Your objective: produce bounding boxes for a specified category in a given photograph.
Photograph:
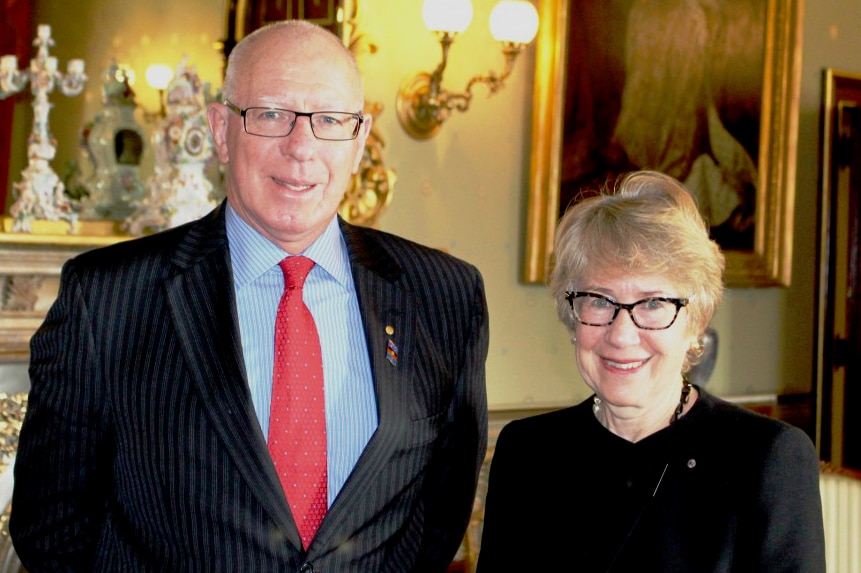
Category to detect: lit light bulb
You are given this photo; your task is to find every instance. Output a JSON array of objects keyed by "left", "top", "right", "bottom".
[
  {"left": 145, "top": 64, "right": 173, "bottom": 91},
  {"left": 422, "top": 0, "right": 474, "bottom": 33},
  {"left": 489, "top": 1, "right": 539, "bottom": 44}
]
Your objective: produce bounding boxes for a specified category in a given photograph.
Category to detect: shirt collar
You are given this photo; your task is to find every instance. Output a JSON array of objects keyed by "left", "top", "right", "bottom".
[{"left": 226, "top": 203, "right": 350, "bottom": 289}]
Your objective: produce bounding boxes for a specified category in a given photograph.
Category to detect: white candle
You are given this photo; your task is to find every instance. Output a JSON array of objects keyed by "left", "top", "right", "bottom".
[
  {"left": 0, "top": 55, "right": 17, "bottom": 73},
  {"left": 68, "top": 59, "right": 84, "bottom": 74},
  {"left": 37, "top": 25, "right": 51, "bottom": 41}
]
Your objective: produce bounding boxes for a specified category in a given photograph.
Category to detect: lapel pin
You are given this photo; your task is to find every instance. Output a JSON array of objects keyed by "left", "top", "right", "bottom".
[{"left": 386, "top": 338, "right": 399, "bottom": 366}]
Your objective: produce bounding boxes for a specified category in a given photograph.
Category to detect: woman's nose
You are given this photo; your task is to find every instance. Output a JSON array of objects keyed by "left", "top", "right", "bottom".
[{"left": 606, "top": 308, "right": 642, "bottom": 344}]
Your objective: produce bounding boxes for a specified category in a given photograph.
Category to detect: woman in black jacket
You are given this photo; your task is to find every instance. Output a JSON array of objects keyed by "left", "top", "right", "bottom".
[{"left": 477, "top": 171, "right": 825, "bottom": 572}]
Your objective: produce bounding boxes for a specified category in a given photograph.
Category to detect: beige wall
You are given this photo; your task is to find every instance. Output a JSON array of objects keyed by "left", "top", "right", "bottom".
[{"left": 4, "top": 0, "right": 861, "bottom": 411}]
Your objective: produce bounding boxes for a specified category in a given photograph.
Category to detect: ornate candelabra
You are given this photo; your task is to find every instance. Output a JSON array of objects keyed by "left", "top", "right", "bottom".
[{"left": 0, "top": 24, "right": 87, "bottom": 232}]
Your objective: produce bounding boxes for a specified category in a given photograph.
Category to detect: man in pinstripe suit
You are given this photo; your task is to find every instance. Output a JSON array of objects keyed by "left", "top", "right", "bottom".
[{"left": 10, "top": 20, "right": 489, "bottom": 572}]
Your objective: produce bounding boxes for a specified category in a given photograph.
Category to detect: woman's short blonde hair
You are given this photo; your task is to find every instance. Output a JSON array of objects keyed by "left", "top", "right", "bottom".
[{"left": 549, "top": 171, "right": 725, "bottom": 364}]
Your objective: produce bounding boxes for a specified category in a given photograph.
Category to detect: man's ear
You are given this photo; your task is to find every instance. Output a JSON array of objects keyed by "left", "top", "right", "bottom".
[
  {"left": 207, "top": 103, "right": 231, "bottom": 164},
  {"left": 351, "top": 113, "right": 372, "bottom": 174}
]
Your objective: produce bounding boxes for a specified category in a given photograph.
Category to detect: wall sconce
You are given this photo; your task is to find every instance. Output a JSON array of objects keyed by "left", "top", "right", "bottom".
[
  {"left": 143, "top": 63, "right": 174, "bottom": 120},
  {"left": 396, "top": 0, "right": 539, "bottom": 140}
]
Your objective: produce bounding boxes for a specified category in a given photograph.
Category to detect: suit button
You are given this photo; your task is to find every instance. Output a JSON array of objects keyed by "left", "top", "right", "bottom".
[{"left": 299, "top": 563, "right": 314, "bottom": 573}]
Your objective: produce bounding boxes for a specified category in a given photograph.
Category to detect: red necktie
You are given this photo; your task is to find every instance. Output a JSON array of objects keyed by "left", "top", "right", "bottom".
[{"left": 268, "top": 255, "right": 327, "bottom": 549}]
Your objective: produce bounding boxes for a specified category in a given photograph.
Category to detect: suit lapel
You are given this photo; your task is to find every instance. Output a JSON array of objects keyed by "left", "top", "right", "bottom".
[
  {"left": 161, "top": 214, "right": 427, "bottom": 552},
  {"left": 311, "top": 221, "right": 418, "bottom": 549},
  {"left": 163, "top": 206, "right": 296, "bottom": 537}
]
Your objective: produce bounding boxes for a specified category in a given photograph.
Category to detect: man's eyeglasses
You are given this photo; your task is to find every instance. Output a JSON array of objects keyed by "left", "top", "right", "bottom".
[
  {"left": 224, "top": 100, "right": 364, "bottom": 141},
  {"left": 564, "top": 291, "right": 689, "bottom": 331}
]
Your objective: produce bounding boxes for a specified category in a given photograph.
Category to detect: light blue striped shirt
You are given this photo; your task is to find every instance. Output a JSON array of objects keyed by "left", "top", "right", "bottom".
[{"left": 226, "top": 205, "right": 378, "bottom": 506}]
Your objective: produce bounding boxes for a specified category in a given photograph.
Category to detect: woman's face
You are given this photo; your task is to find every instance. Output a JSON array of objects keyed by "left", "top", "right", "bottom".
[{"left": 573, "top": 270, "right": 698, "bottom": 417}]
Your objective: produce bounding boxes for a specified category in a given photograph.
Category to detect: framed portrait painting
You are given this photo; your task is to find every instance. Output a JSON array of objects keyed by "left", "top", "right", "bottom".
[{"left": 522, "top": 0, "right": 803, "bottom": 288}]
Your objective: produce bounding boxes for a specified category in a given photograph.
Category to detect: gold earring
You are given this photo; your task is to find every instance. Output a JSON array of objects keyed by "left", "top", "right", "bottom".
[{"left": 689, "top": 338, "right": 704, "bottom": 356}]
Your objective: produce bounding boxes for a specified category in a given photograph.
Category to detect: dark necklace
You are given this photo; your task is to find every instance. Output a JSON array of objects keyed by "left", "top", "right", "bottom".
[
  {"left": 673, "top": 379, "right": 693, "bottom": 423},
  {"left": 592, "top": 380, "right": 694, "bottom": 425},
  {"left": 605, "top": 379, "right": 693, "bottom": 573}
]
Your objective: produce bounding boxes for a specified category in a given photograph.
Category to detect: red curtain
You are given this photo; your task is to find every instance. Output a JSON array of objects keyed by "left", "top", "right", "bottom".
[{"left": 0, "top": 0, "right": 33, "bottom": 212}]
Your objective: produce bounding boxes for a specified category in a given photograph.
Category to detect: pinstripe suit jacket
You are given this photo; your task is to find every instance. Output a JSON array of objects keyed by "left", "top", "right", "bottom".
[{"left": 10, "top": 203, "right": 489, "bottom": 572}]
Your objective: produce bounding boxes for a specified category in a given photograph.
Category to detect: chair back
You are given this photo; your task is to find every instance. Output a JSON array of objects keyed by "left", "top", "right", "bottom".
[{"left": 820, "top": 461, "right": 861, "bottom": 573}]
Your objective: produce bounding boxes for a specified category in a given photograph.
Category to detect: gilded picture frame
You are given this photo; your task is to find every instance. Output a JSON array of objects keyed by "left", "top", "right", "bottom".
[{"left": 522, "top": 0, "right": 803, "bottom": 288}]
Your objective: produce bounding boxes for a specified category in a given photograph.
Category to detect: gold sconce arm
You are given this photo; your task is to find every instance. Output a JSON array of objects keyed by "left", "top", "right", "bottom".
[
  {"left": 139, "top": 64, "right": 173, "bottom": 123},
  {"left": 140, "top": 88, "right": 167, "bottom": 123},
  {"left": 457, "top": 42, "right": 525, "bottom": 107},
  {"left": 396, "top": 1, "right": 538, "bottom": 140}
]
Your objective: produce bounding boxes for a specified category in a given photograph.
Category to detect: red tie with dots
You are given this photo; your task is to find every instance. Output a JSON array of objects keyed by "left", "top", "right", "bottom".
[{"left": 269, "top": 256, "right": 327, "bottom": 550}]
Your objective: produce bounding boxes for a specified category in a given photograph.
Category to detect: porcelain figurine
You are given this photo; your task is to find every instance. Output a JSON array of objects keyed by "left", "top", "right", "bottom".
[{"left": 77, "top": 61, "right": 147, "bottom": 221}]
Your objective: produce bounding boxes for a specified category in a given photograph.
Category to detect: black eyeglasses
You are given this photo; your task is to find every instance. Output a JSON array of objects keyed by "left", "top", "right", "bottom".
[
  {"left": 564, "top": 291, "right": 689, "bottom": 330},
  {"left": 224, "top": 100, "right": 364, "bottom": 141}
]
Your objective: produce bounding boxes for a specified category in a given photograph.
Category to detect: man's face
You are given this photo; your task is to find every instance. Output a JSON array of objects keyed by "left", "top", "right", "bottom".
[{"left": 208, "top": 30, "right": 370, "bottom": 254}]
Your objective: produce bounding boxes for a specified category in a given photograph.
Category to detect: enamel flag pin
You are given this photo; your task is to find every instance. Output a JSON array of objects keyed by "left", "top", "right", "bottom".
[{"left": 385, "top": 325, "right": 398, "bottom": 366}]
